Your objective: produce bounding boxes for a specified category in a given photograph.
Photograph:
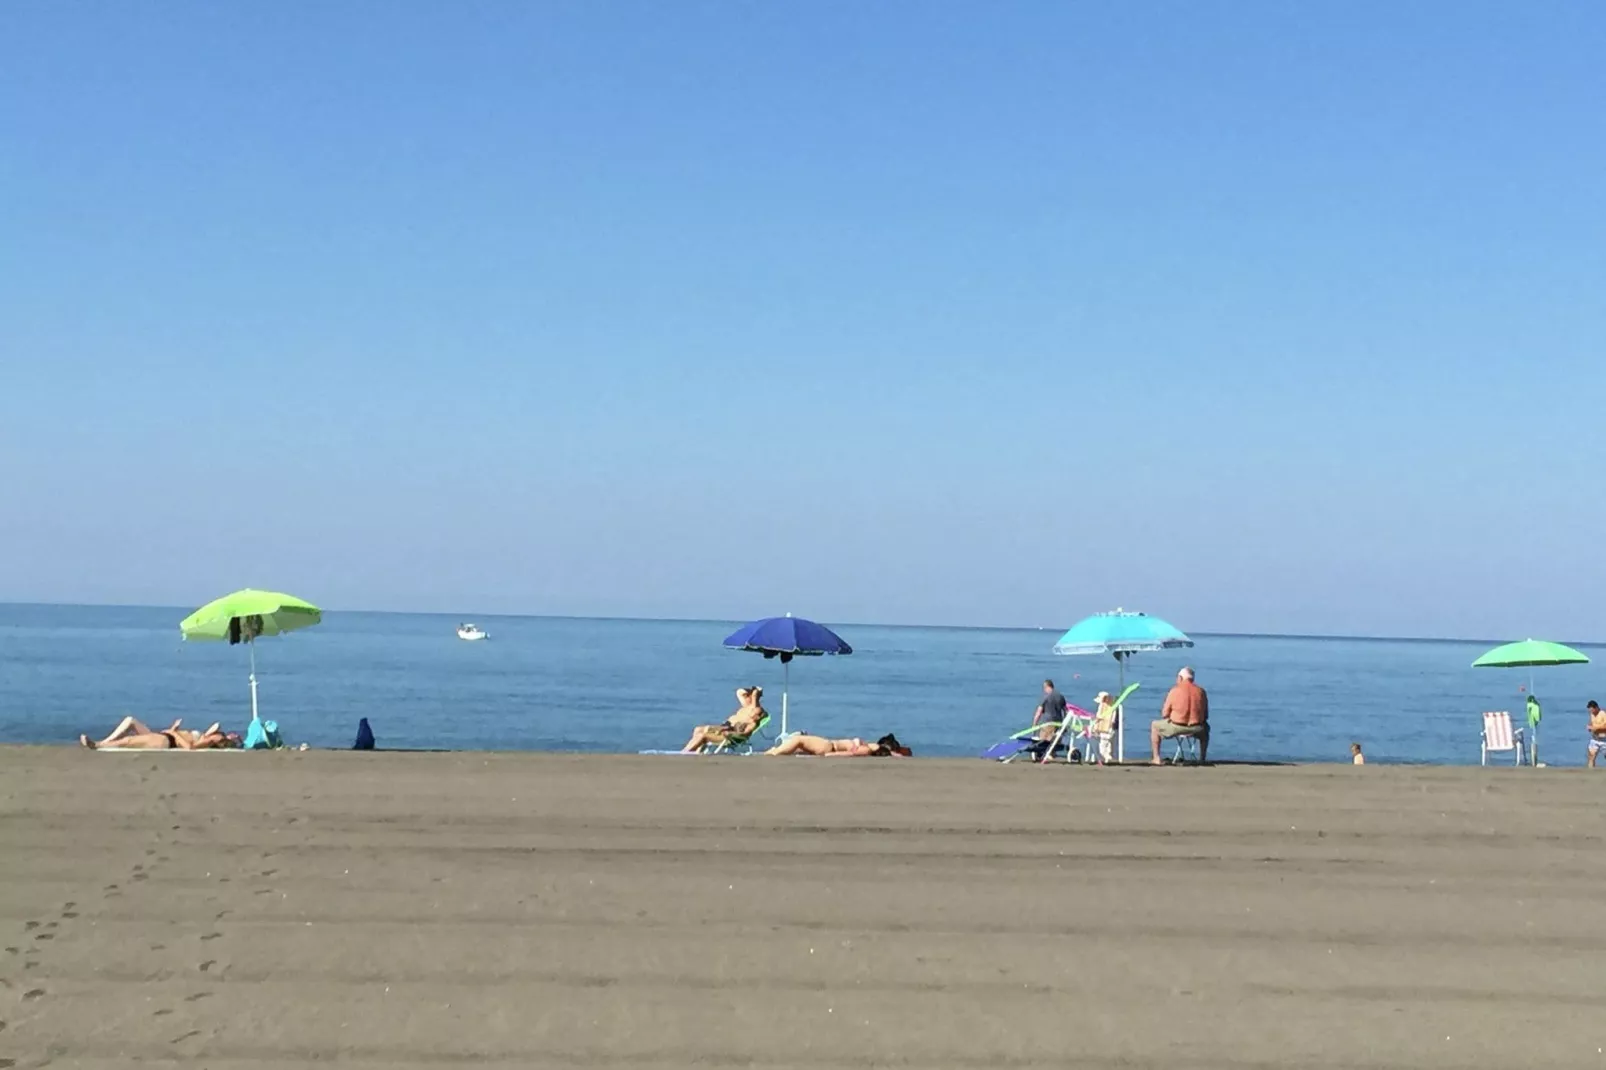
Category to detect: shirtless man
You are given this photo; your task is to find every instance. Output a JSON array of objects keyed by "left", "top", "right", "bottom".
[{"left": 1587, "top": 701, "right": 1606, "bottom": 768}]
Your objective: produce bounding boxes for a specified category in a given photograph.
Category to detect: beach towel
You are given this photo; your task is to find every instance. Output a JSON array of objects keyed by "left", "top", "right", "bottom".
[{"left": 353, "top": 717, "right": 375, "bottom": 750}]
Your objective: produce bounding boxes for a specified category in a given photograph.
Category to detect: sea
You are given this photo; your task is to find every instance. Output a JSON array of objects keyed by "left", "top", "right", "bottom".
[{"left": 2, "top": 603, "right": 1602, "bottom": 765}]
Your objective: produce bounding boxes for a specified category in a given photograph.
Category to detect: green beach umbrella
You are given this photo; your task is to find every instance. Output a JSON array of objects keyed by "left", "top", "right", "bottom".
[
  {"left": 1472, "top": 639, "right": 1589, "bottom": 764},
  {"left": 180, "top": 589, "right": 322, "bottom": 721}
]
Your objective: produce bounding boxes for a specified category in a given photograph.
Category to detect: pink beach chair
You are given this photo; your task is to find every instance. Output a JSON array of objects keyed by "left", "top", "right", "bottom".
[{"left": 1480, "top": 711, "right": 1526, "bottom": 767}]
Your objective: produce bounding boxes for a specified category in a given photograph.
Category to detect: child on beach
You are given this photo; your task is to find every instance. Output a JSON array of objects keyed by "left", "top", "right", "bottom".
[{"left": 1351, "top": 742, "right": 1365, "bottom": 765}]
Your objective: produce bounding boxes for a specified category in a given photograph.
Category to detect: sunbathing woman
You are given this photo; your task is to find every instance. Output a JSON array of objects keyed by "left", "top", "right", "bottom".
[
  {"left": 80, "top": 716, "right": 229, "bottom": 750},
  {"left": 680, "top": 687, "right": 766, "bottom": 752},
  {"left": 765, "top": 732, "right": 910, "bottom": 757}
]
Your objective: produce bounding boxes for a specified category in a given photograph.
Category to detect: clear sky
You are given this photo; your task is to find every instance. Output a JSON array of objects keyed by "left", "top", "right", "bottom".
[{"left": 2, "top": 2, "right": 1602, "bottom": 638}]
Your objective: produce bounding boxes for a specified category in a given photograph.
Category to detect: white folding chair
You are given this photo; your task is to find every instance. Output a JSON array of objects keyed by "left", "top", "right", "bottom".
[{"left": 1481, "top": 711, "right": 1526, "bottom": 766}]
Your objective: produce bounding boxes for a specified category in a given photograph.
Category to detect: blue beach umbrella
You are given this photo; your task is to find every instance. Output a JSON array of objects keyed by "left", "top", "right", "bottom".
[
  {"left": 722, "top": 614, "right": 853, "bottom": 737},
  {"left": 1052, "top": 609, "right": 1193, "bottom": 762}
]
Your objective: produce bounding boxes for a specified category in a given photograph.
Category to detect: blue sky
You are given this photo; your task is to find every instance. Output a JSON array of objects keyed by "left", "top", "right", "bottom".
[{"left": 2, "top": 2, "right": 1602, "bottom": 638}]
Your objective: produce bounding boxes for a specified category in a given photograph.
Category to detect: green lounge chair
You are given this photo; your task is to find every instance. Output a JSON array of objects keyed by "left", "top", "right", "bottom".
[{"left": 703, "top": 712, "right": 772, "bottom": 754}]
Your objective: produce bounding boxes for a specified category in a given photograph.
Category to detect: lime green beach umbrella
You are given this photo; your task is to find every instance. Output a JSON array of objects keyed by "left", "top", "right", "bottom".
[
  {"left": 1472, "top": 639, "right": 1590, "bottom": 764},
  {"left": 180, "top": 589, "right": 322, "bottom": 721}
]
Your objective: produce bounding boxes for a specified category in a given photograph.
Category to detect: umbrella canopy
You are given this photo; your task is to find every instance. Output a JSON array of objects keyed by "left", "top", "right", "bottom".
[
  {"left": 723, "top": 616, "right": 853, "bottom": 659},
  {"left": 1471, "top": 639, "right": 1590, "bottom": 669},
  {"left": 1052, "top": 610, "right": 1193, "bottom": 656},
  {"left": 180, "top": 589, "right": 322, "bottom": 722},
  {"left": 722, "top": 615, "right": 852, "bottom": 738},
  {"left": 180, "top": 589, "right": 322, "bottom": 641}
]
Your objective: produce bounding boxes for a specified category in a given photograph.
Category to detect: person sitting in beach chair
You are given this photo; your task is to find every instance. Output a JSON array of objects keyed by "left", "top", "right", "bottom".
[
  {"left": 765, "top": 732, "right": 911, "bottom": 757},
  {"left": 680, "top": 687, "right": 768, "bottom": 753},
  {"left": 80, "top": 716, "right": 235, "bottom": 751}
]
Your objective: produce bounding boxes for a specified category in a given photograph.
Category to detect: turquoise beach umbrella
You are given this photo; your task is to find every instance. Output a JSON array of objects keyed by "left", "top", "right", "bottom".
[{"left": 1052, "top": 609, "right": 1193, "bottom": 762}]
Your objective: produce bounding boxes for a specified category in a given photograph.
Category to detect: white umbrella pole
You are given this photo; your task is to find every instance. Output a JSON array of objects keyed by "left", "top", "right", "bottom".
[
  {"left": 249, "top": 637, "right": 260, "bottom": 722},
  {"left": 1117, "top": 654, "right": 1126, "bottom": 764},
  {"left": 781, "top": 659, "right": 790, "bottom": 737}
]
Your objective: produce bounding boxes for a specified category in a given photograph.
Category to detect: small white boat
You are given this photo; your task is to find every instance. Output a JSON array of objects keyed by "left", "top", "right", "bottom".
[{"left": 456, "top": 623, "right": 489, "bottom": 642}]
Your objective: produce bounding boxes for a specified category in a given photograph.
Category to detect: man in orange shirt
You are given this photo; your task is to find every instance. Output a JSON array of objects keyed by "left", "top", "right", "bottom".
[{"left": 1151, "top": 666, "right": 1209, "bottom": 764}]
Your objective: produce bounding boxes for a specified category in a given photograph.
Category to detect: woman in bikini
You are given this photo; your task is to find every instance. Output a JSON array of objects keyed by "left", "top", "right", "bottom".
[
  {"left": 680, "top": 687, "right": 766, "bottom": 752},
  {"left": 80, "top": 717, "right": 231, "bottom": 750},
  {"left": 765, "top": 732, "right": 910, "bottom": 757}
]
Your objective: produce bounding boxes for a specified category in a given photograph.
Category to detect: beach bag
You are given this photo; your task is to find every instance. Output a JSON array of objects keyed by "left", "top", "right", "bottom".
[
  {"left": 353, "top": 717, "right": 375, "bottom": 751},
  {"left": 243, "top": 716, "right": 284, "bottom": 750}
]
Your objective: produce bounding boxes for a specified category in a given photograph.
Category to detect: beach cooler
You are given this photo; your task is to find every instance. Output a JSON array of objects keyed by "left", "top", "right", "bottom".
[{"left": 1480, "top": 711, "right": 1526, "bottom": 766}]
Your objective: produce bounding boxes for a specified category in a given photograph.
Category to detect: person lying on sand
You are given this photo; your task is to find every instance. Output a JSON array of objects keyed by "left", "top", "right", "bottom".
[
  {"left": 765, "top": 732, "right": 911, "bottom": 757},
  {"left": 80, "top": 716, "right": 234, "bottom": 751},
  {"left": 680, "top": 687, "right": 766, "bottom": 752}
]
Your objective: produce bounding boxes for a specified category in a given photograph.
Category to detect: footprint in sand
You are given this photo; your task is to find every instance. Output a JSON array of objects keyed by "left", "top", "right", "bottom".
[
  {"left": 149, "top": 944, "right": 166, "bottom": 951},
  {"left": 1, "top": 1056, "right": 17, "bottom": 1067},
  {"left": 22, "top": 922, "right": 37, "bottom": 932},
  {"left": 199, "top": 960, "right": 216, "bottom": 972},
  {"left": 45, "top": 922, "right": 57, "bottom": 930},
  {"left": 33, "top": 933, "right": 54, "bottom": 942},
  {"left": 62, "top": 912, "right": 78, "bottom": 919},
  {"left": 171, "top": 1029, "right": 201, "bottom": 1044},
  {"left": 183, "top": 992, "right": 212, "bottom": 1003},
  {"left": 200, "top": 933, "right": 222, "bottom": 942},
  {"left": 3, "top": 948, "right": 16, "bottom": 955},
  {"left": 152, "top": 1008, "right": 173, "bottom": 1017},
  {"left": 22, "top": 989, "right": 45, "bottom": 1001},
  {"left": 132, "top": 873, "right": 148, "bottom": 882}
]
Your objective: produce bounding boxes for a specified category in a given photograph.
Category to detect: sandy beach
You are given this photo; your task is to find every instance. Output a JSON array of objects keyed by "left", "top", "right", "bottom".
[{"left": 2, "top": 749, "right": 1601, "bottom": 1069}]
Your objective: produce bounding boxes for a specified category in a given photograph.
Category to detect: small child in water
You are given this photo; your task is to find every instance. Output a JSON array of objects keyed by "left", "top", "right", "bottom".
[{"left": 1351, "top": 742, "right": 1365, "bottom": 765}]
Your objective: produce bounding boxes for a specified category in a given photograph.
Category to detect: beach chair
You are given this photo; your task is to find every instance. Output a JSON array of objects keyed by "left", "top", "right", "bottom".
[
  {"left": 1169, "top": 735, "right": 1200, "bottom": 764},
  {"left": 1480, "top": 711, "right": 1526, "bottom": 766},
  {"left": 983, "top": 710, "right": 1088, "bottom": 763},
  {"left": 704, "top": 712, "right": 771, "bottom": 755}
]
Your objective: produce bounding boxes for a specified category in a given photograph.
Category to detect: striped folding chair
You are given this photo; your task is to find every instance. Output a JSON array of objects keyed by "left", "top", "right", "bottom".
[{"left": 1481, "top": 711, "right": 1526, "bottom": 766}]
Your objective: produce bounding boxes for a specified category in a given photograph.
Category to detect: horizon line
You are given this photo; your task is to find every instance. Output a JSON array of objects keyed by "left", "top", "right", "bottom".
[{"left": 2, "top": 599, "right": 1601, "bottom": 650}]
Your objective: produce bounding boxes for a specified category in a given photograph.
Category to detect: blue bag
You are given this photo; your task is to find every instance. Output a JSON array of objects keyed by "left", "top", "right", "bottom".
[{"left": 243, "top": 716, "right": 285, "bottom": 750}]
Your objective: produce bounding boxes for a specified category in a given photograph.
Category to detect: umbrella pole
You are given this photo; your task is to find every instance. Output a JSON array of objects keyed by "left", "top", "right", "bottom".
[
  {"left": 781, "top": 659, "right": 790, "bottom": 737},
  {"left": 249, "top": 637, "right": 259, "bottom": 722},
  {"left": 1117, "top": 654, "right": 1126, "bottom": 764}
]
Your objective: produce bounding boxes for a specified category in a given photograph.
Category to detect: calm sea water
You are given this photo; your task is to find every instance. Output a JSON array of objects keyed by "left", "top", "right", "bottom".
[{"left": 1, "top": 604, "right": 1602, "bottom": 765}]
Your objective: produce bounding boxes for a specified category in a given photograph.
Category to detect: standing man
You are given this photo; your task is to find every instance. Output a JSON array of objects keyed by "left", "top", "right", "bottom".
[
  {"left": 1151, "top": 666, "right": 1209, "bottom": 763},
  {"left": 1587, "top": 701, "right": 1606, "bottom": 768},
  {"left": 1033, "top": 679, "right": 1068, "bottom": 742}
]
